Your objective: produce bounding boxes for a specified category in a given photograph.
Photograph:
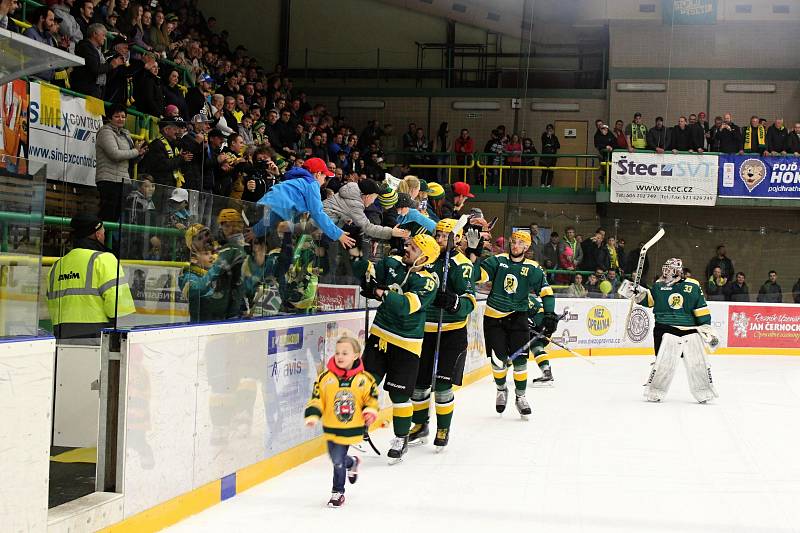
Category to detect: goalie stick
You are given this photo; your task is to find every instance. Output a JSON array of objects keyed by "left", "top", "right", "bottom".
[{"left": 624, "top": 228, "right": 665, "bottom": 340}]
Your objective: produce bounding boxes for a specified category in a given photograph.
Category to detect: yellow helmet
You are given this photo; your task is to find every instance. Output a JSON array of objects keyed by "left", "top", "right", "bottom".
[
  {"left": 217, "top": 208, "right": 243, "bottom": 224},
  {"left": 435, "top": 218, "right": 464, "bottom": 239},
  {"left": 411, "top": 233, "right": 441, "bottom": 267},
  {"left": 511, "top": 230, "right": 532, "bottom": 247},
  {"left": 184, "top": 223, "right": 212, "bottom": 251}
]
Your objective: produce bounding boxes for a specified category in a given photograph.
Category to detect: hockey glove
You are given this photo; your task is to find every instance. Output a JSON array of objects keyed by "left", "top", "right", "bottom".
[
  {"left": 433, "top": 291, "right": 460, "bottom": 314},
  {"left": 541, "top": 312, "right": 559, "bottom": 337},
  {"left": 465, "top": 227, "right": 484, "bottom": 257},
  {"left": 360, "top": 279, "right": 382, "bottom": 301}
]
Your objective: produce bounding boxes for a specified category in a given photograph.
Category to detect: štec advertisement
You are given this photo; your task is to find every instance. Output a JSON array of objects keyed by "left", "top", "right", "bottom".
[
  {"left": 718, "top": 155, "right": 800, "bottom": 199},
  {"left": 610, "top": 152, "right": 718, "bottom": 206},
  {"left": 28, "top": 82, "right": 103, "bottom": 185}
]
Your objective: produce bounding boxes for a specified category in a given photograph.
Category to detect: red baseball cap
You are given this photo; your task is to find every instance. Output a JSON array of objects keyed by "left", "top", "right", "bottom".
[
  {"left": 453, "top": 181, "right": 475, "bottom": 198},
  {"left": 303, "top": 157, "right": 334, "bottom": 177}
]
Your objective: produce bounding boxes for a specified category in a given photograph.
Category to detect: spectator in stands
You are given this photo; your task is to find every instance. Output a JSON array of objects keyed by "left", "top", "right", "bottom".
[
  {"left": 715, "top": 113, "right": 742, "bottom": 154},
  {"left": 0, "top": 0, "right": 20, "bottom": 30},
  {"left": 95, "top": 103, "right": 146, "bottom": 222},
  {"left": 580, "top": 230, "right": 602, "bottom": 272},
  {"left": 125, "top": 174, "right": 156, "bottom": 227},
  {"left": 606, "top": 269, "right": 621, "bottom": 295},
  {"left": 53, "top": 0, "right": 81, "bottom": 53},
  {"left": 725, "top": 272, "right": 750, "bottom": 302},
  {"left": 625, "top": 112, "right": 647, "bottom": 152},
  {"left": 767, "top": 118, "right": 789, "bottom": 155},
  {"left": 74, "top": 0, "right": 94, "bottom": 40},
  {"left": 687, "top": 114, "right": 706, "bottom": 152},
  {"left": 166, "top": 188, "right": 193, "bottom": 232},
  {"left": 242, "top": 147, "right": 280, "bottom": 204},
  {"left": 566, "top": 273, "right": 587, "bottom": 298},
  {"left": 163, "top": 69, "right": 189, "bottom": 119},
  {"left": 401, "top": 122, "right": 416, "bottom": 151},
  {"left": 179, "top": 114, "right": 214, "bottom": 194},
  {"left": 484, "top": 129, "right": 504, "bottom": 187},
  {"left": 223, "top": 95, "right": 239, "bottom": 131},
  {"left": 540, "top": 124, "right": 560, "bottom": 188},
  {"left": 643, "top": 116, "right": 668, "bottom": 153},
  {"left": 705, "top": 266, "right": 727, "bottom": 301},
  {"left": 104, "top": 35, "right": 142, "bottom": 107},
  {"left": 239, "top": 114, "right": 255, "bottom": 147},
  {"left": 140, "top": 118, "right": 193, "bottom": 190},
  {"left": 541, "top": 231, "right": 560, "bottom": 275},
  {"left": 741, "top": 115, "right": 767, "bottom": 155},
  {"left": 252, "top": 158, "right": 356, "bottom": 249},
  {"left": 705, "top": 244, "right": 734, "bottom": 280},
  {"left": 789, "top": 123, "right": 800, "bottom": 155},
  {"left": 454, "top": 128, "right": 475, "bottom": 173},
  {"left": 210, "top": 94, "right": 234, "bottom": 137},
  {"left": 669, "top": 116, "right": 696, "bottom": 152},
  {"left": 133, "top": 58, "right": 164, "bottom": 118},
  {"left": 149, "top": 10, "right": 169, "bottom": 54},
  {"left": 793, "top": 278, "right": 800, "bottom": 304},
  {"left": 186, "top": 73, "right": 214, "bottom": 118},
  {"left": 526, "top": 223, "right": 544, "bottom": 263},
  {"left": 612, "top": 120, "right": 627, "bottom": 149},
  {"left": 697, "top": 111, "right": 710, "bottom": 145},
  {"left": 584, "top": 272, "right": 602, "bottom": 297},
  {"left": 707, "top": 116, "right": 724, "bottom": 152},
  {"left": 757, "top": 270, "right": 783, "bottom": 303},
  {"left": 72, "top": 23, "right": 124, "bottom": 98},
  {"left": 557, "top": 227, "right": 581, "bottom": 284},
  {"left": 24, "top": 7, "right": 58, "bottom": 81},
  {"left": 125, "top": 4, "right": 149, "bottom": 52},
  {"left": 598, "top": 236, "right": 621, "bottom": 273}
]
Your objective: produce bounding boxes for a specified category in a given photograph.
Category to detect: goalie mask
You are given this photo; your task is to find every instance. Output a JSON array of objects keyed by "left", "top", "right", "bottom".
[{"left": 661, "top": 257, "right": 683, "bottom": 286}]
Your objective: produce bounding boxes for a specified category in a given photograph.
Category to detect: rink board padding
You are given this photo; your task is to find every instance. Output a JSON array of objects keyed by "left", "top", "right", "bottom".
[
  {"left": 98, "top": 299, "right": 800, "bottom": 532},
  {"left": 101, "top": 305, "right": 489, "bottom": 532},
  {"left": 0, "top": 336, "right": 55, "bottom": 532}
]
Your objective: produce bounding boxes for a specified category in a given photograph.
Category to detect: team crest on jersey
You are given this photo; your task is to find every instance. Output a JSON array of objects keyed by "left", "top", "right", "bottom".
[
  {"left": 668, "top": 293, "right": 684, "bottom": 309},
  {"left": 333, "top": 390, "right": 356, "bottom": 423},
  {"left": 503, "top": 274, "right": 518, "bottom": 294}
]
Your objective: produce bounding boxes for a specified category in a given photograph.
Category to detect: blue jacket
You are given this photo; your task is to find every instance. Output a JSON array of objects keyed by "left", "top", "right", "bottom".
[
  {"left": 255, "top": 167, "right": 343, "bottom": 240},
  {"left": 397, "top": 208, "right": 436, "bottom": 234}
]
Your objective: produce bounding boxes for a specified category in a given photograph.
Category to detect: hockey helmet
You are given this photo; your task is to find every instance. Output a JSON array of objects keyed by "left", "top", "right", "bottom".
[
  {"left": 184, "top": 223, "right": 212, "bottom": 252},
  {"left": 435, "top": 218, "right": 464, "bottom": 239},
  {"left": 411, "top": 233, "right": 441, "bottom": 267},
  {"left": 217, "top": 208, "right": 243, "bottom": 224},
  {"left": 510, "top": 230, "right": 532, "bottom": 247},
  {"left": 662, "top": 257, "right": 683, "bottom": 282}
]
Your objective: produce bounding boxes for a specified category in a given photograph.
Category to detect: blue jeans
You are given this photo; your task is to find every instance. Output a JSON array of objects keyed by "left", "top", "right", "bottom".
[{"left": 327, "top": 441, "right": 355, "bottom": 493}]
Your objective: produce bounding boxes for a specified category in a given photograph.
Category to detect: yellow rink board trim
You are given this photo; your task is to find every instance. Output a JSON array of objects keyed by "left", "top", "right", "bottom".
[
  {"left": 100, "top": 364, "right": 489, "bottom": 532},
  {"left": 50, "top": 447, "right": 97, "bottom": 464}
]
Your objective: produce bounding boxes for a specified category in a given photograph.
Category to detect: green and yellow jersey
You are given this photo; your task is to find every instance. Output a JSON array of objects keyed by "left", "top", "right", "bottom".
[
  {"left": 642, "top": 277, "right": 711, "bottom": 327},
  {"left": 477, "top": 253, "right": 554, "bottom": 318},
  {"left": 370, "top": 256, "right": 439, "bottom": 355},
  {"left": 424, "top": 251, "right": 477, "bottom": 332}
]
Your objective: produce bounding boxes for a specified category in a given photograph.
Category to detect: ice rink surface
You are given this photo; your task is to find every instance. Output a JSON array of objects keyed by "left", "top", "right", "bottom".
[{"left": 165, "top": 356, "right": 800, "bottom": 533}]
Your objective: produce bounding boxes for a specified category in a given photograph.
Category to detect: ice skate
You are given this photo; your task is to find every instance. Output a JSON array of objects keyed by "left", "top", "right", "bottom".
[
  {"left": 387, "top": 436, "right": 408, "bottom": 465},
  {"left": 496, "top": 387, "right": 508, "bottom": 414},
  {"left": 327, "top": 492, "right": 345, "bottom": 508},
  {"left": 531, "top": 367, "right": 554, "bottom": 387},
  {"left": 434, "top": 427, "right": 449, "bottom": 452},
  {"left": 408, "top": 422, "right": 429, "bottom": 446},
  {"left": 515, "top": 394, "right": 532, "bottom": 419},
  {"left": 347, "top": 456, "right": 360, "bottom": 484}
]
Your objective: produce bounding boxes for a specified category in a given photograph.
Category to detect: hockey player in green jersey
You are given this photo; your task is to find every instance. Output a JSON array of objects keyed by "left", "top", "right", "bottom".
[
  {"left": 476, "top": 231, "right": 558, "bottom": 418},
  {"left": 360, "top": 233, "right": 440, "bottom": 463},
  {"left": 408, "top": 219, "right": 478, "bottom": 451},
  {"left": 619, "top": 257, "right": 719, "bottom": 403}
]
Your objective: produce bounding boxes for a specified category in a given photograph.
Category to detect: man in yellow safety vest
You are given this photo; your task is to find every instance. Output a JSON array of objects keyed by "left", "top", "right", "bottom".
[
  {"left": 625, "top": 112, "right": 648, "bottom": 152},
  {"left": 46, "top": 213, "right": 136, "bottom": 343}
]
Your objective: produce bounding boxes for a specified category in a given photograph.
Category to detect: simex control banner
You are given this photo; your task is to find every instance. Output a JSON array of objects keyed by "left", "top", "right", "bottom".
[
  {"left": 718, "top": 155, "right": 800, "bottom": 199},
  {"left": 610, "top": 152, "right": 718, "bottom": 206}
]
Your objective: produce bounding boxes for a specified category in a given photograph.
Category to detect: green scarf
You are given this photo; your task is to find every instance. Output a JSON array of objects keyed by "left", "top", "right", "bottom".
[{"left": 743, "top": 125, "right": 766, "bottom": 151}]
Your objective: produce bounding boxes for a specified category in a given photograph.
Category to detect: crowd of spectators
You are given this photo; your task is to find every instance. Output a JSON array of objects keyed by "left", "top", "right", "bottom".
[{"left": 594, "top": 112, "right": 800, "bottom": 158}]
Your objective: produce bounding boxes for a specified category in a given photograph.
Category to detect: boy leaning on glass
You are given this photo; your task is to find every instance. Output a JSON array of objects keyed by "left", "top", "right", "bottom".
[{"left": 305, "top": 336, "right": 379, "bottom": 508}]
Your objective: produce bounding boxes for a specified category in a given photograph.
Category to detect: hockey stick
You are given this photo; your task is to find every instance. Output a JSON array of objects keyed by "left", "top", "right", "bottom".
[
  {"left": 489, "top": 310, "right": 570, "bottom": 368},
  {"left": 530, "top": 329, "right": 595, "bottom": 365},
  {"left": 429, "top": 215, "right": 470, "bottom": 419},
  {"left": 624, "top": 228, "right": 665, "bottom": 340}
]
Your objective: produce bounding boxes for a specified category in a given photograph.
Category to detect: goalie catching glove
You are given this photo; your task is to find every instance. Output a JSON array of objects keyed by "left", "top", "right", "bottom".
[{"left": 618, "top": 279, "right": 648, "bottom": 304}]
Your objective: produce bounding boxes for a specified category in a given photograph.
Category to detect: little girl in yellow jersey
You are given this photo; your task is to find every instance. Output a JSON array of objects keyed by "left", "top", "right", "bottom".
[{"left": 305, "top": 336, "right": 379, "bottom": 507}]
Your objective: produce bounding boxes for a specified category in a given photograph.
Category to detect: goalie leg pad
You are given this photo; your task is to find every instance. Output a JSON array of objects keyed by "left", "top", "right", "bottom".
[
  {"left": 682, "top": 333, "right": 718, "bottom": 403},
  {"left": 645, "top": 333, "right": 681, "bottom": 402}
]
